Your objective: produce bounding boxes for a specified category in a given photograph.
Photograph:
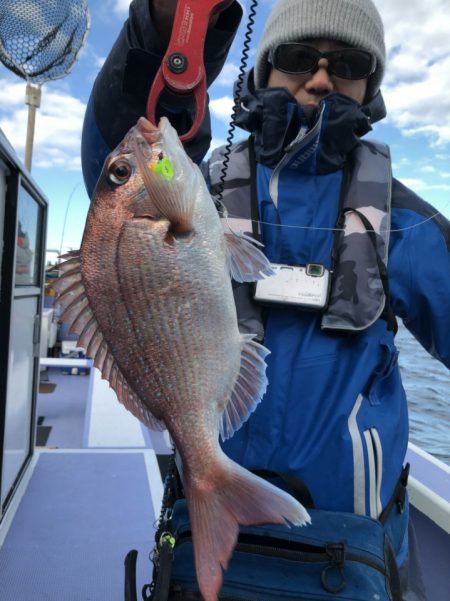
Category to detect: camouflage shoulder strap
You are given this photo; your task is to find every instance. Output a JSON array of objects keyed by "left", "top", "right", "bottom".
[
  {"left": 321, "top": 140, "right": 396, "bottom": 332},
  {"left": 208, "top": 138, "right": 395, "bottom": 335}
]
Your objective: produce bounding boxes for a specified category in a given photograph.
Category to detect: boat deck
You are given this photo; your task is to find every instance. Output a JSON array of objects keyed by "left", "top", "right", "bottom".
[
  {"left": 0, "top": 366, "right": 449, "bottom": 600},
  {"left": 0, "top": 450, "right": 158, "bottom": 601},
  {"left": 1, "top": 366, "right": 171, "bottom": 600}
]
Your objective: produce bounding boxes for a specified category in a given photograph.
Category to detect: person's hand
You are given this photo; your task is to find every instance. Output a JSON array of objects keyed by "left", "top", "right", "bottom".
[{"left": 150, "top": 0, "right": 233, "bottom": 44}]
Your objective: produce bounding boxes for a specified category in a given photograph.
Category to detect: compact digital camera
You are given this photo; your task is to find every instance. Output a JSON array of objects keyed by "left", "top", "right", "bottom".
[{"left": 254, "top": 263, "right": 331, "bottom": 310}]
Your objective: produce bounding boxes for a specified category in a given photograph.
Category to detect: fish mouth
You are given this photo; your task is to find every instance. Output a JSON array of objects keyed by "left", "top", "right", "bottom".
[
  {"left": 131, "top": 116, "right": 193, "bottom": 240},
  {"left": 132, "top": 118, "right": 163, "bottom": 198},
  {"left": 135, "top": 116, "right": 161, "bottom": 142}
]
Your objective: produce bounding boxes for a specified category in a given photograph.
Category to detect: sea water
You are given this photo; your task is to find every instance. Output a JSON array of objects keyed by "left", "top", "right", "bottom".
[{"left": 396, "top": 322, "right": 450, "bottom": 465}]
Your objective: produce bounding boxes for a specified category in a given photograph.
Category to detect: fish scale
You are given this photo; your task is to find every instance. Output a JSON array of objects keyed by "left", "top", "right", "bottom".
[
  {"left": 54, "top": 116, "right": 310, "bottom": 601},
  {"left": 117, "top": 216, "right": 234, "bottom": 403}
]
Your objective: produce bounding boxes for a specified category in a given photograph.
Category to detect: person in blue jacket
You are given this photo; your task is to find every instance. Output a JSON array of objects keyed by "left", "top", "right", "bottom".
[{"left": 81, "top": 1, "right": 450, "bottom": 599}]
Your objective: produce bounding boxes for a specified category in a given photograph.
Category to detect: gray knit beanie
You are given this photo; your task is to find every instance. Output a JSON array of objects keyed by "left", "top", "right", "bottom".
[{"left": 254, "top": 0, "right": 386, "bottom": 102}]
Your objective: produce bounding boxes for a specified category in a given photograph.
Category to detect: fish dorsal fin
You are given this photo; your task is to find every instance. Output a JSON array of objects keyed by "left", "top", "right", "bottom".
[
  {"left": 219, "top": 334, "right": 270, "bottom": 441},
  {"left": 224, "top": 231, "right": 274, "bottom": 283},
  {"left": 53, "top": 253, "right": 166, "bottom": 432}
]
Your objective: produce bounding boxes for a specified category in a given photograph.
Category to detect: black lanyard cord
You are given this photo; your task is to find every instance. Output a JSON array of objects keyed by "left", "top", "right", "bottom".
[{"left": 215, "top": 0, "right": 259, "bottom": 207}]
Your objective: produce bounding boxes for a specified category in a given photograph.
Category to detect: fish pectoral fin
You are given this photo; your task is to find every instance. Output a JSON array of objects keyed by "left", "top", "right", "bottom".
[
  {"left": 220, "top": 334, "right": 270, "bottom": 441},
  {"left": 224, "top": 232, "right": 274, "bottom": 283}
]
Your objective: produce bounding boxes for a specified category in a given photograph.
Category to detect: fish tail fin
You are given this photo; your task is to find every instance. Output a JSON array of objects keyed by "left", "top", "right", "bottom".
[{"left": 186, "top": 458, "right": 310, "bottom": 601}]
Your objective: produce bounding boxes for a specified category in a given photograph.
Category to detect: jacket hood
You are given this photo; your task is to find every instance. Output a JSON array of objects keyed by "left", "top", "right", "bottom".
[{"left": 233, "top": 69, "right": 387, "bottom": 171}]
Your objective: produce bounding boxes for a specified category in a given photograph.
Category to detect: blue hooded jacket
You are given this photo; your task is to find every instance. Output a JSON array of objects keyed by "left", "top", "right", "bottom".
[
  {"left": 81, "top": 0, "right": 450, "bottom": 560},
  {"left": 195, "top": 74, "right": 450, "bottom": 523}
]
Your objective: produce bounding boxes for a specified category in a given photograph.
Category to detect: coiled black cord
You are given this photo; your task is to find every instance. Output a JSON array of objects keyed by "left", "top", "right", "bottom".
[{"left": 215, "top": 0, "right": 258, "bottom": 211}]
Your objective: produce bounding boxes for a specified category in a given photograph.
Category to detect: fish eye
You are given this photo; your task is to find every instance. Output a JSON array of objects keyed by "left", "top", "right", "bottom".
[{"left": 107, "top": 158, "right": 132, "bottom": 185}]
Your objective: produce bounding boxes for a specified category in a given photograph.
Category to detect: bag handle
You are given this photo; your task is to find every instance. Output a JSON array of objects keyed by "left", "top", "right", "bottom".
[
  {"left": 252, "top": 469, "right": 316, "bottom": 509},
  {"left": 379, "top": 463, "right": 409, "bottom": 525}
]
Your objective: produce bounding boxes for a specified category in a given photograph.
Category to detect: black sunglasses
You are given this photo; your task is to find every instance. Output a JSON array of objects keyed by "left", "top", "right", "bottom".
[{"left": 269, "top": 43, "right": 376, "bottom": 80}]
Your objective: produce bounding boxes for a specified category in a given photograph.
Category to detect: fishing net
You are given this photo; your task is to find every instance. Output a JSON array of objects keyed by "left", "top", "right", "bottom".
[{"left": 0, "top": 0, "right": 90, "bottom": 84}]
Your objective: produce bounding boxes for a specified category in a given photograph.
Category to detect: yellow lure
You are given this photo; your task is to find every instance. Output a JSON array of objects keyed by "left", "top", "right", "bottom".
[{"left": 152, "top": 157, "right": 174, "bottom": 181}]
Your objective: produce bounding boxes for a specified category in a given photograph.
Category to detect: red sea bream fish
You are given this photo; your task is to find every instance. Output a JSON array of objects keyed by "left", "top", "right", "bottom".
[{"left": 54, "top": 117, "right": 310, "bottom": 601}]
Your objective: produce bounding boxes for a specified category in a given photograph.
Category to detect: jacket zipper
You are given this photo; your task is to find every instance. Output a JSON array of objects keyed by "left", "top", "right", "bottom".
[{"left": 269, "top": 105, "right": 324, "bottom": 208}]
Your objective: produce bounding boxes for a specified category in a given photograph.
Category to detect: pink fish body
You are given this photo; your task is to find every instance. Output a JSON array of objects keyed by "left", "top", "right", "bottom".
[{"left": 55, "top": 117, "right": 309, "bottom": 601}]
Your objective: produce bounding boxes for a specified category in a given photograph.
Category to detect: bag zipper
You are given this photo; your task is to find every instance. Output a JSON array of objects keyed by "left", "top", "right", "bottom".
[{"left": 174, "top": 530, "right": 387, "bottom": 576}]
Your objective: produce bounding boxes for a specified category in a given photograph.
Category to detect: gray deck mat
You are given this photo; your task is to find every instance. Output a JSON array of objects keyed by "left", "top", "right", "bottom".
[{"left": 0, "top": 451, "right": 158, "bottom": 601}]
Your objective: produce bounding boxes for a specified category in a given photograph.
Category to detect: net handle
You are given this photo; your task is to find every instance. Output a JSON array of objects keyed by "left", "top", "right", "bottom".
[{"left": 24, "top": 83, "right": 41, "bottom": 170}]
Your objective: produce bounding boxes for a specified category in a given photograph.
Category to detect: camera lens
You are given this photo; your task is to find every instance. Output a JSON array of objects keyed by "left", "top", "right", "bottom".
[{"left": 307, "top": 264, "right": 324, "bottom": 277}]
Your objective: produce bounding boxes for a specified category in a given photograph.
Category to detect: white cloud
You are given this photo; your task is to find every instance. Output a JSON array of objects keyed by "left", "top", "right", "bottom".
[
  {"left": 0, "top": 77, "right": 86, "bottom": 171},
  {"left": 203, "top": 136, "right": 228, "bottom": 160},
  {"left": 0, "top": 79, "right": 26, "bottom": 107},
  {"left": 432, "top": 184, "right": 450, "bottom": 191},
  {"left": 399, "top": 178, "right": 427, "bottom": 191},
  {"left": 215, "top": 63, "right": 241, "bottom": 87},
  {"left": 232, "top": 1, "right": 450, "bottom": 150},
  {"left": 374, "top": 0, "right": 450, "bottom": 147},
  {"left": 96, "top": 56, "right": 106, "bottom": 69},
  {"left": 398, "top": 177, "right": 450, "bottom": 193},
  {"left": 210, "top": 136, "right": 228, "bottom": 152},
  {"left": 402, "top": 123, "right": 450, "bottom": 148},
  {"left": 112, "top": 0, "right": 132, "bottom": 16},
  {"left": 210, "top": 95, "right": 234, "bottom": 123},
  {"left": 78, "top": 40, "right": 106, "bottom": 72}
]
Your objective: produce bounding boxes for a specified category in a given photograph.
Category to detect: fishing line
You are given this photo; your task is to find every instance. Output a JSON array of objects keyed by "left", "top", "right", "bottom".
[
  {"left": 59, "top": 182, "right": 82, "bottom": 255},
  {"left": 224, "top": 207, "right": 449, "bottom": 235}
]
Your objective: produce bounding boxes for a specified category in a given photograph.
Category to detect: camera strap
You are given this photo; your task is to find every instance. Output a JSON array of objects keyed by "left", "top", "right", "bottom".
[
  {"left": 322, "top": 140, "right": 396, "bottom": 333},
  {"left": 342, "top": 206, "right": 397, "bottom": 334},
  {"left": 248, "top": 134, "right": 261, "bottom": 242}
]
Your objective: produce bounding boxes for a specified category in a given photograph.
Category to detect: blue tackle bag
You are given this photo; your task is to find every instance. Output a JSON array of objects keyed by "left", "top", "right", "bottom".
[{"left": 144, "top": 467, "right": 408, "bottom": 601}]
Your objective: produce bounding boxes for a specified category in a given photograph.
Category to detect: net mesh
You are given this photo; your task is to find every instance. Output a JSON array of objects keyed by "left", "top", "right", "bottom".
[{"left": 0, "top": 0, "right": 90, "bottom": 85}]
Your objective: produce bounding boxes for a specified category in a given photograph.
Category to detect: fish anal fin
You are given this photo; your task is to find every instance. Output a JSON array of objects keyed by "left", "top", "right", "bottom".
[
  {"left": 220, "top": 334, "right": 270, "bottom": 441},
  {"left": 224, "top": 232, "right": 274, "bottom": 283}
]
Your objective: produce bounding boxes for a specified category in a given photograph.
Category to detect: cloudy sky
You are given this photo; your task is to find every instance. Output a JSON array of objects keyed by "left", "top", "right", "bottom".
[{"left": 0, "top": 0, "right": 449, "bottom": 254}]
